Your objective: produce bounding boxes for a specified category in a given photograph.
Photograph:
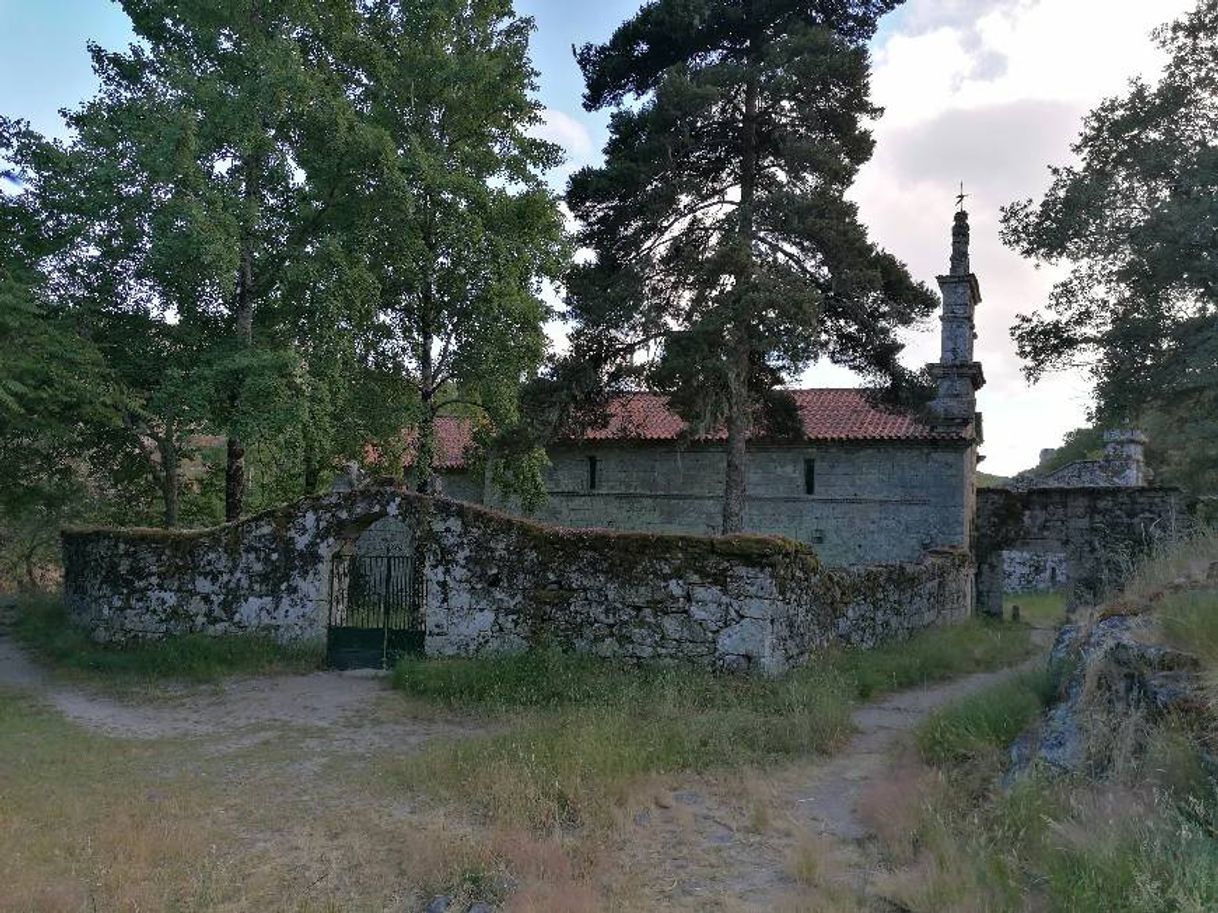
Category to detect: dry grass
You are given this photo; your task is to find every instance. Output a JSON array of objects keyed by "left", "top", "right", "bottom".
[
  {"left": 1118, "top": 527, "right": 1218, "bottom": 606},
  {"left": 778, "top": 833, "right": 866, "bottom": 913},
  {"left": 0, "top": 687, "right": 602, "bottom": 912}
]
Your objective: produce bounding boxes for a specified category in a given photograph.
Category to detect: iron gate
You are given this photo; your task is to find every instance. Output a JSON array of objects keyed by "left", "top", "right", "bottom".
[{"left": 326, "top": 552, "right": 426, "bottom": 670}]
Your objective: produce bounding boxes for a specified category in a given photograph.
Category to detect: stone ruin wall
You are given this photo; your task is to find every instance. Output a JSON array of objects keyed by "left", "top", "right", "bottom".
[
  {"left": 975, "top": 487, "right": 1184, "bottom": 616},
  {"left": 62, "top": 487, "right": 974, "bottom": 675},
  {"left": 1002, "top": 549, "right": 1070, "bottom": 594}
]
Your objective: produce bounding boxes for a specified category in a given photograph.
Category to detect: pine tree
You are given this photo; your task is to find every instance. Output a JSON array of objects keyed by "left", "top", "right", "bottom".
[{"left": 567, "top": 0, "right": 935, "bottom": 533}]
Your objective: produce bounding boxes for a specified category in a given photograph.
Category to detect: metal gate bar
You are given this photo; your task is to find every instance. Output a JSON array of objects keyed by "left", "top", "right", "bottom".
[{"left": 326, "top": 551, "right": 426, "bottom": 670}]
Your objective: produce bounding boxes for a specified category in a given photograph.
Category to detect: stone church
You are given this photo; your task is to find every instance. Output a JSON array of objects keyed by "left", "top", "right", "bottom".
[{"left": 432, "top": 211, "right": 986, "bottom": 567}]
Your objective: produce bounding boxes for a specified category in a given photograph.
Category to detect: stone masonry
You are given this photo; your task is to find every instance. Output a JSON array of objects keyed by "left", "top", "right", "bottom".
[
  {"left": 975, "top": 486, "right": 1183, "bottom": 616},
  {"left": 62, "top": 487, "right": 973, "bottom": 675}
]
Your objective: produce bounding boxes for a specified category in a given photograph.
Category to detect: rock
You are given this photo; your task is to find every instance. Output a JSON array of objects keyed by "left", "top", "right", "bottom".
[
  {"left": 633, "top": 809, "right": 652, "bottom": 827},
  {"left": 423, "top": 898, "right": 451, "bottom": 913},
  {"left": 466, "top": 904, "right": 494, "bottom": 913},
  {"left": 1008, "top": 610, "right": 1207, "bottom": 783}
]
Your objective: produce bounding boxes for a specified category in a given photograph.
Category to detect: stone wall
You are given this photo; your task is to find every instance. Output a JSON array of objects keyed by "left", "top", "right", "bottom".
[
  {"left": 446, "top": 440, "right": 975, "bottom": 566},
  {"left": 62, "top": 487, "right": 974, "bottom": 674},
  {"left": 975, "top": 487, "right": 1183, "bottom": 616},
  {"left": 1002, "top": 549, "right": 1069, "bottom": 594}
]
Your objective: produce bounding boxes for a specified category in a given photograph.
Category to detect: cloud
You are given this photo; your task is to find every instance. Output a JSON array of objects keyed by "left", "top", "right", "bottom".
[
  {"left": 530, "top": 107, "right": 595, "bottom": 163},
  {"left": 825, "top": 0, "right": 1197, "bottom": 474},
  {"left": 899, "top": 0, "right": 1025, "bottom": 35}
]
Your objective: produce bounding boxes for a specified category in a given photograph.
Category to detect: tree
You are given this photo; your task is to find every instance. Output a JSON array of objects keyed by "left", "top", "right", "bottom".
[
  {"left": 566, "top": 0, "right": 936, "bottom": 532},
  {"left": 82, "top": 0, "right": 366, "bottom": 520},
  {"left": 1002, "top": 0, "right": 1218, "bottom": 492},
  {"left": 346, "top": 0, "right": 567, "bottom": 493},
  {"left": 1, "top": 1, "right": 411, "bottom": 523}
]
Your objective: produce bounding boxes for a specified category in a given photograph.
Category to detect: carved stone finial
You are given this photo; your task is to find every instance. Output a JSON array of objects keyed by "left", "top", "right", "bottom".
[{"left": 950, "top": 209, "right": 970, "bottom": 275}]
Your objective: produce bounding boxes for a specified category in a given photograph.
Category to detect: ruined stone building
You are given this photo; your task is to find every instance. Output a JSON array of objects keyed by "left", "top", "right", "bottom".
[{"left": 429, "top": 211, "right": 987, "bottom": 568}]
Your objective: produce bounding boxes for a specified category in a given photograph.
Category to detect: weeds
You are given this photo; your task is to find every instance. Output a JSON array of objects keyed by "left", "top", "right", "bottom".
[
  {"left": 833, "top": 618, "right": 1035, "bottom": 699},
  {"left": 916, "top": 668, "right": 1056, "bottom": 765},
  {"left": 871, "top": 529, "right": 1218, "bottom": 913},
  {"left": 391, "top": 619, "right": 1034, "bottom": 830},
  {"left": 1159, "top": 588, "right": 1218, "bottom": 666},
  {"left": 10, "top": 592, "right": 323, "bottom": 684}
]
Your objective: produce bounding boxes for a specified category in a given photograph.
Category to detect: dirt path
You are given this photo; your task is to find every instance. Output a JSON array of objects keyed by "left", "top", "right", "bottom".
[
  {"left": 617, "top": 653, "right": 1048, "bottom": 911},
  {"left": 1, "top": 617, "right": 1048, "bottom": 911},
  {"left": 0, "top": 628, "right": 476, "bottom": 753}
]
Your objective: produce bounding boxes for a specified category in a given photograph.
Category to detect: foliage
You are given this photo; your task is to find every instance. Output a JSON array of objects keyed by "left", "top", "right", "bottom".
[
  {"left": 1035, "top": 426, "right": 1106, "bottom": 477},
  {"left": 564, "top": 0, "right": 936, "bottom": 531},
  {"left": 391, "top": 619, "right": 1033, "bottom": 829},
  {"left": 11, "top": 593, "right": 322, "bottom": 684},
  {"left": 0, "top": 0, "right": 563, "bottom": 525},
  {"left": 1002, "top": 0, "right": 1218, "bottom": 494},
  {"left": 833, "top": 618, "right": 1036, "bottom": 699},
  {"left": 1159, "top": 588, "right": 1218, "bottom": 676},
  {"left": 875, "top": 533, "right": 1218, "bottom": 913},
  {"left": 343, "top": 0, "right": 568, "bottom": 492}
]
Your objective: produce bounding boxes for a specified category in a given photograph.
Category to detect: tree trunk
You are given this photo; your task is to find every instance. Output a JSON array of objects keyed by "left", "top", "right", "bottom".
[
  {"left": 722, "top": 50, "right": 760, "bottom": 534},
  {"left": 414, "top": 301, "right": 437, "bottom": 495},
  {"left": 157, "top": 434, "right": 180, "bottom": 528},
  {"left": 226, "top": 153, "right": 259, "bottom": 522}
]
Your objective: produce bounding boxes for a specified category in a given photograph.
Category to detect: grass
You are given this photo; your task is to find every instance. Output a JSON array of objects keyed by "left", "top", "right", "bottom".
[
  {"left": 10, "top": 592, "right": 324, "bottom": 685},
  {"left": 869, "top": 534, "right": 1218, "bottom": 913},
  {"left": 0, "top": 686, "right": 532, "bottom": 912},
  {"left": 389, "top": 618, "right": 1036, "bottom": 830},
  {"left": 1003, "top": 590, "right": 1068, "bottom": 627},
  {"left": 916, "top": 668, "right": 1057, "bottom": 765},
  {"left": 833, "top": 618, "right": 1036, "bottom": 699},
  {"left": 1159, "top": 588, "right": 1218, "bottom": 665}
]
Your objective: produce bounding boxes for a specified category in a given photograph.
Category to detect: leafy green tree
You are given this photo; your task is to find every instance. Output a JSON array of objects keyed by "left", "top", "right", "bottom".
[
  {"left": 346, "top": 0, "right": 568, "bottom": 492},
  {"left": 73, "top": 0, "right": 366, "bottom": 520},
  {"left": 566, "top": 0, "right": 936, "bottom": 532},
  {"left": 1002, "top": 0, "right": 1218, "bottom": 492},
  {"left": 0, "top": 195, "right": 116, "bottom": 582}
]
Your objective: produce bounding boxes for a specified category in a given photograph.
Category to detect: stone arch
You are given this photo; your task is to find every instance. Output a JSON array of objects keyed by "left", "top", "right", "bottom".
[
  {"left": 975, "top": 487, "right": 1182, "bottom": 617},
  {"left": 319, "top": 497, "right": 431, "bottom": 668}
]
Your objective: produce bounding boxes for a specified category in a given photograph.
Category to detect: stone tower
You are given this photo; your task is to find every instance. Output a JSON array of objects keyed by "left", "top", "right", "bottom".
[{"left": 929, "top": 209, "right": 985, "bottom": 431}]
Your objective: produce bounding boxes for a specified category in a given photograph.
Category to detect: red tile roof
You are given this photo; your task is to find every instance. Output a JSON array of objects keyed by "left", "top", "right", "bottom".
[{"left": 429, "top": 389, "right": 962, "bottom": 470}]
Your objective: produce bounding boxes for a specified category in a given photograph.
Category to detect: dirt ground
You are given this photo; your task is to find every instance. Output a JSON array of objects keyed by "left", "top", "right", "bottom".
[{"left": 0, "top": 625, "right": 1041, "bottom": 912}]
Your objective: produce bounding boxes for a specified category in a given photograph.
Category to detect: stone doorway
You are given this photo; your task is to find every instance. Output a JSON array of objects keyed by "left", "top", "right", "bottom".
[{"left": 326, "top": 517, "right": 426, "bottom": 670}]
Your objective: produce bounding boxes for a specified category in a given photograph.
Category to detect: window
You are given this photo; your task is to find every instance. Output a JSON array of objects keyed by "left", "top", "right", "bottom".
[
  {"left": 588, "top": 455, "right": 598, "bottom": 491},
  {"left": 804, "top": 458, "right": 816, "bottom": 495}
]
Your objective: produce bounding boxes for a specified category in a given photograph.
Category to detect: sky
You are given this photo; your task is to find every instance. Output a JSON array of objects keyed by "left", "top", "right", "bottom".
[{"left": 0, "top": 0, "right": 1194, "bottom": 475}]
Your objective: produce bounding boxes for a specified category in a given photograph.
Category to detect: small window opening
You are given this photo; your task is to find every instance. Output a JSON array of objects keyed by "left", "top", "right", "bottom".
[
  {"left": 588, "top": 455, "right": 598, "bottom": 491},
  {"left": 804, "top": 458, "right": 816, "bottom": 495}
]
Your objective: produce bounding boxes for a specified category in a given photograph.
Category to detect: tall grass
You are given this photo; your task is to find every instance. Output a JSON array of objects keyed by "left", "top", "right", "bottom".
[
  {"left": 833, "top": 618, "right": 1036, "bottom": 699},
  {"left": 1159, "top": 588, "right": 1218, "bottom": 665},
  {"left": 1122, "top": 527, "right": 1218, "bottom": 603},
  {"left": 916, "top": 668, "right": 1056, "bottom": 765},
  {"left": 11, "top": 593, "right": 323, "bottom": 684},
  {"left": 390, "top": 619, "right": 1035, "bottom": 829},
  {"left": 872, "top": 532, "right": 1218, "bottom": 913}
]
